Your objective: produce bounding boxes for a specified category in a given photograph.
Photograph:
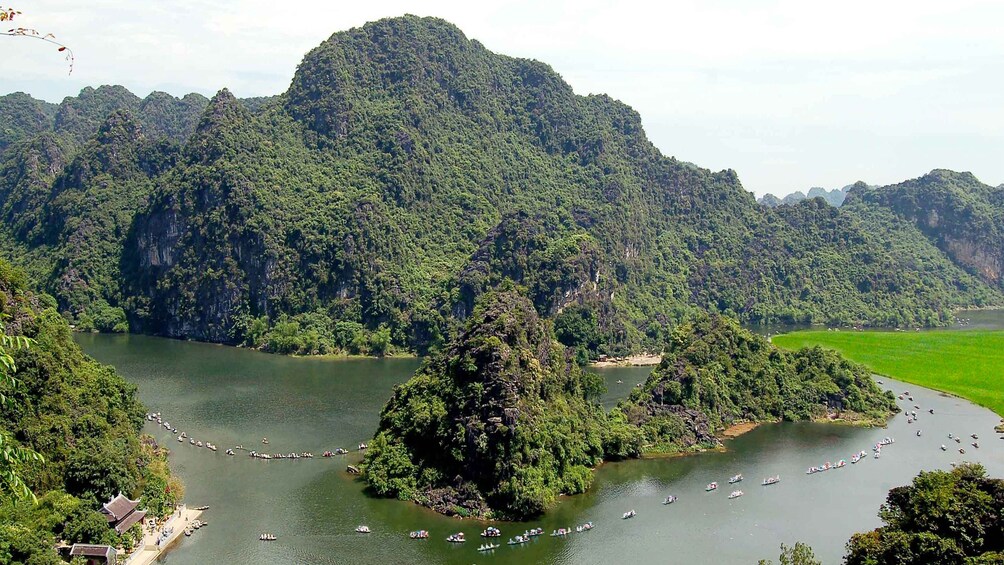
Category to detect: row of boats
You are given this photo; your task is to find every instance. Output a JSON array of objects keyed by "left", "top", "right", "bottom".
[
  {"left": 148, "top": 412, "right": 376, "bottom": 463},
  {"left": 703, "top": 473, "right": 781, "bottom": 492},
  {"left": 184, "top": 519, "right": 207, "bottom": 537},
  {"left": 247, "top": 450, "right": 315, "bottom": 460},
  {"left": 436, "top": 523, "right": 594, "bottom": 547}
]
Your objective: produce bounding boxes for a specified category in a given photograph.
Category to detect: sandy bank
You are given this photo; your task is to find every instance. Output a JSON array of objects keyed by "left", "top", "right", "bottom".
[{"left": 591, "top": 354, "right": 662, "bottom": 368}]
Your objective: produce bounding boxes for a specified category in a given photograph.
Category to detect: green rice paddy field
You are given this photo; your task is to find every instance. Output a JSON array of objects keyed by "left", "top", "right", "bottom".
[{"left": 772, "top": 330, "right": 1004, "bottom": 418}]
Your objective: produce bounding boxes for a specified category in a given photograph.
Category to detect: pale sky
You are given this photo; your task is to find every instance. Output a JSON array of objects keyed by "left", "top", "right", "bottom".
[{"left": 5, "top": 0, "right": 1003, "bottom": 196}]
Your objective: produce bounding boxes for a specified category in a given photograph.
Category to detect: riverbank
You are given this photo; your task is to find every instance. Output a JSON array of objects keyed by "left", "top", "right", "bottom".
[
  {"left": 720, "top": 421, "right": 763, "bottom": 438},
  {"left": 591, "top": 354, "right": 662, "bottom": 368},
  {"left": 124, "top": 505, "right": 203, "bottom": 565}
]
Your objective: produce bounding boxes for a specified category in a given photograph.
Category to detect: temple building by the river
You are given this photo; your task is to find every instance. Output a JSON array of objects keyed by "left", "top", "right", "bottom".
[{"left": 101, "top": 493, "right": 148, "bottom": 534}]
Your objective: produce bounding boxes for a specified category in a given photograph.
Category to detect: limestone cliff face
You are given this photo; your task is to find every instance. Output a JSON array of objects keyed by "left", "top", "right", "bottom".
[
  {"left": 452, "top": 212, "right": 607, "bottom": 321},
  {"left": 848, "top": 170, "right": 1004, "bottom": 288}
]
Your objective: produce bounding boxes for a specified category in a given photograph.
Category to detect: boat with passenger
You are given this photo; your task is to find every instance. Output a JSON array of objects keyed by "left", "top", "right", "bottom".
[
  {"left": 728, "top": 473, "right": 743, "bottom": 484},
  {"left": 481, "top": 527, "right": 501, "bottom": 538},
  {"left": 508, "top": 535, "right": 529, "bottom": 545},
  {"left": 355, "top": 525, "right": 371, "bottom": 533},
  {"left": 728, "top": 490, "right": 744, "bottom": 499},
  {"left": 446, "top": 532, "right": 466, "bottom": 543},
  {"left": 409, "top": 530, "right": 429, "bottom": 539},
  {"left": 526, "top": 527, "right": 544, "bottom": 537},
  {"left": 550, "top": 527, "right": 571, "bottom": 537},
  {"left": 576, "top": 522, "right": 594, "bottom": 532},
  {"left": 662, "top": 495, "right": 677, "bottom": 504},
  {"left": 622, "top": 510, "right": 636, "bottom": 519},
  {"left": 762, "top": 475, "right": 780, "bottom": 486},
  {"left": 259, "top": 533, "right": 277, "bottom": 541},
  {"left": 706, "top": 482, "right": 718, "bottom": 491}
]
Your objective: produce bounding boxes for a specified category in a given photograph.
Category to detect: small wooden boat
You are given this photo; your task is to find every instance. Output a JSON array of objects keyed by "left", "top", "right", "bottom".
[
  {"left": 662, "top": 495, "right": 677, "bottom": 504},
  {"left": 762, "top": 475, "right": 780, "bottom": 486},
  {"left": 728, "top": 490, "right": 744, "bottom": 499},
  {"left": 478, "top": 543, "right": 500, "bottom": 552},
  {"left": 481, "top": 527, "right": 501, "bottom": 537},
  {"left": 446, "top": 532, "right": 466, "bottom": 543},
  {"left": 706, "top": 482, "right": 718, "bottom": 491},
  {"left": 356, "top": 525, "right": 371, "bottom": 533},
  {"left": 728, "top": 474, "right": 743, "bottom": 484},
  {"left": 409, "top": 530, "right": 429, "bottom": 539},
  {"left": 622, "top": 510, "right": 636, "bottom": 519}
]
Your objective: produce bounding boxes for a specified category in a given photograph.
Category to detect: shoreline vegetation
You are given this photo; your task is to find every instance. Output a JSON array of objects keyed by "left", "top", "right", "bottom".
[
  {"left": 772, "top": 329, "right": 1004, "bottom": 418},
  {"left": 0, "top": 259, "right": 186, "bottom": 564},
  {"left": 362, "top": 292, "right": 897, "bottom": 521}
]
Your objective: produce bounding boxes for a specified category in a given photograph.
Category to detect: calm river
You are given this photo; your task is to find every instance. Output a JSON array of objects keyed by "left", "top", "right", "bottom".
[{"left": 75, "top": 334, "right": 1004, "bottom": 564}]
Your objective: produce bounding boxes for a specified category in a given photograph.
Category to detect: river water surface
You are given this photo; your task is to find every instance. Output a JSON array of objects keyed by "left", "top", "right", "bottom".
[{"left": 75, "top": 334, "right": 1004, "bottom": 564}]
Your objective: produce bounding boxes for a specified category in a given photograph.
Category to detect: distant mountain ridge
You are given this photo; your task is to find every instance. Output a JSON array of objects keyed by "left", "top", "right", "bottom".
[
  {"left": 758, "top": 184, "right": 862, "bottom": 208},
  {"left": 0, "top": 15, "right": 1001, "bottom": 358}
]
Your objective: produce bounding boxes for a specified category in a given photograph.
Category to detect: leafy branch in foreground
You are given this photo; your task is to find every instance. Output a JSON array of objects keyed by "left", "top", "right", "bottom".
[
  {"left": 1, "top": 6, "right": 74, "bottom": 74},
  {"left": 0, "top": 316, "right": 44, "bottom": 502}
]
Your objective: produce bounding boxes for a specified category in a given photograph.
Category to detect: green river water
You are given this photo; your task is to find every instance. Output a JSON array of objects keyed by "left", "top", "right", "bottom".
[{"left": 75, "top": 333, "right": 1004, "bottom": 564}]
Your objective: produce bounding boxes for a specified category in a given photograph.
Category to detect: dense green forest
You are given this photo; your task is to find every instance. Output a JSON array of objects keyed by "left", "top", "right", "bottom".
[
  {"left": 844, "top": 463, "right": 1004, "bottom": 564},
  {"left": 612, "top": 314, "right": 897, "bottom": 455},
  {"left": 0, "top": 259, "right": 181, "bottom": 564},
  {"left": 363, "top": 293, "right": 895, "bottom": 519},
  {"left": 363, "top": 287, "right": 610, "bottom": 519},
  {"left": 1, "top": 15, "right": 1002, "bottom": 360}
]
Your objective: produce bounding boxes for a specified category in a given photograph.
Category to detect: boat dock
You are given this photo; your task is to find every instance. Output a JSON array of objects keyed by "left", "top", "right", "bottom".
[{"left": 123, "top": 505, "right": 203, "bottom": 565}]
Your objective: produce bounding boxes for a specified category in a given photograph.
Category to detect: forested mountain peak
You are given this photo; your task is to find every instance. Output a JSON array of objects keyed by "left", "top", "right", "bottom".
[
  {"left": 53, "top": 85, "right": 142, "bottom": 145},
  {"left": 0, "top": 92, "right": 57, "bottom": 156},
  {"left": 185, "top": 88, "right": 254, "bottom": 163},
  {"left": 53, "top": 109, "right": 148, "bottom": 191},
  {"left": 364, "top": 288, "right": 609, "bottom": 519},
  {"left": 1, "top": 16, "right": 1002, "bottom": 357}
]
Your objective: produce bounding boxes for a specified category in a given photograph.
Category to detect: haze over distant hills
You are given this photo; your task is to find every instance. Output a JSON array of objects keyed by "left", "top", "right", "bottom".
[
  {"left": 758, "top": 185, "right": 858, "bottom": 208},
  {"left": 1, "top": 15, "right": 1002, "bottom": 359}
]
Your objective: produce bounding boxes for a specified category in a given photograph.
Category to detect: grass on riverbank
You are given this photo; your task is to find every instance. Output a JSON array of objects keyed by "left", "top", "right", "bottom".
[{"left": 772, "top": 330, "right": 1004, "bottom": 417}]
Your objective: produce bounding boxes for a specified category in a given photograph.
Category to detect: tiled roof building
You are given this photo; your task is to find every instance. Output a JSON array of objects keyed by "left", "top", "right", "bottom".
[{"left": 100, "top": 493, "right": 147, "bottom": 534}]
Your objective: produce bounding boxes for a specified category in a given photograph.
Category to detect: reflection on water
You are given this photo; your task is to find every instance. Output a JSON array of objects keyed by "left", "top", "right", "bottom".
[{"left": 76, "top": 333, "right": 1004, "bottom": 564}]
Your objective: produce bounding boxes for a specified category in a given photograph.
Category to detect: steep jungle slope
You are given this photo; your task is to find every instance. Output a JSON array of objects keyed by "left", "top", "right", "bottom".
[
  {"left": 846, "top": 169, "right": 1004, "bottom": 289},
  {"left": 612, "top": 314, "right": 898, "bottom": 455},
  {"left": 363, "top": 295, "right": 896, "bottom": 519},
  {"left": 0, "top": 259, "right": 182, "bottom": 563},
  {"left": 1, "top": 16, "right": 1001, "bottom": 358},
  {"left": 363, "top": 288, "right": 609, "bottom": 519}
]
